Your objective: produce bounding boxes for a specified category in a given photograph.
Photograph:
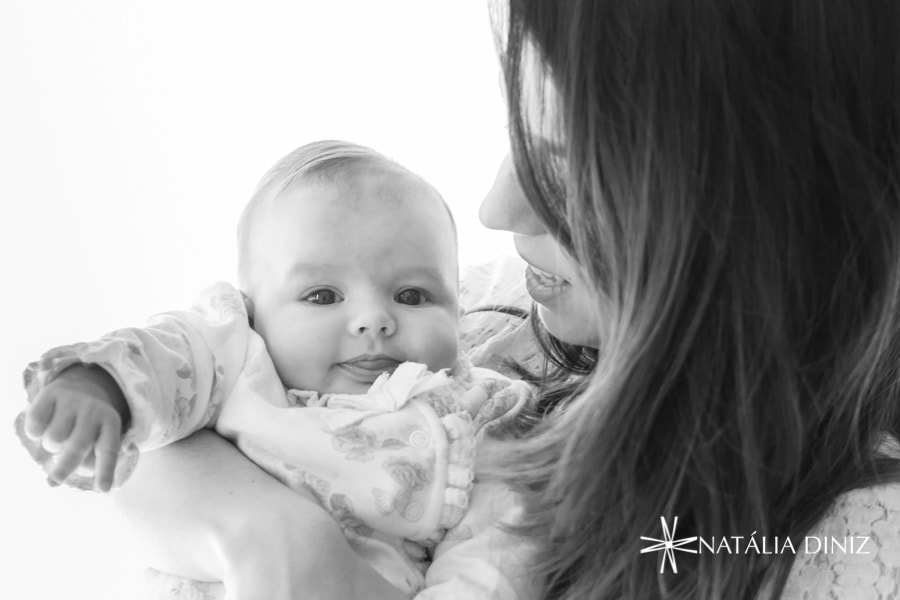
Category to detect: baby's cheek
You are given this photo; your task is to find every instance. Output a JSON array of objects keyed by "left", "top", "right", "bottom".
[
  {"left": 421, "top": 320, "right": 460, "bottom": 371},
  {"left": 265, "top": 332, "right": 319, "bottom": 390},
  {"left": 265, "top": 338, "right": 300, "bottom": 387}
]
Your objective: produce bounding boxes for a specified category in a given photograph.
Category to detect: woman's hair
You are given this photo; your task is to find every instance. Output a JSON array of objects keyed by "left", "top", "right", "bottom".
[
  {"left": 236, "top": 140, "right": 454, "bottom": 286},
  {"left": 494, "top": 1, "right": 900, "bottom": 598}
]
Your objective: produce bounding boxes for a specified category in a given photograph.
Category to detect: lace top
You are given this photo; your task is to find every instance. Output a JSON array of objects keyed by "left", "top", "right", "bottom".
[{"left": 779, "top": 482, "right": 900, "bottom": 599}]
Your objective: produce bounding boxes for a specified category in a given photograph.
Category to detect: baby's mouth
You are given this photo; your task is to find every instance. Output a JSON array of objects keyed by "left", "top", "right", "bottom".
[
  {"left": 337, "top": 355, "right": 401, "bottom": 384},
  {"left": 341, "top": 355, "right": 401, "bottom": 372}
]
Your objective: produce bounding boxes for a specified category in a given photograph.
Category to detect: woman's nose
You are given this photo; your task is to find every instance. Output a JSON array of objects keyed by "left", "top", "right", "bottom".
[
  {"left": 349, "top": 305, "right": 396, "bottom": 337},
  {"left": 479, "top": 153, "right": 546, "bottom": 236}
]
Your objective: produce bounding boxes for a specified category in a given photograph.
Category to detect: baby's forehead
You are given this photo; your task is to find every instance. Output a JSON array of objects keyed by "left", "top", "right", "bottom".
[
  {"left": 239, "top": 160, "right": 458, "bottom": 290},
  {"left": 274, "top": 168, "right": 454, "bottom": 230}
]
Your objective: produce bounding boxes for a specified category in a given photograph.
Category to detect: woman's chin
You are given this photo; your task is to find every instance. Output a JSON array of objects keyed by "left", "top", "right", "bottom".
[{"left": 536, "top": 304, "right": 600, "bottom": 348}]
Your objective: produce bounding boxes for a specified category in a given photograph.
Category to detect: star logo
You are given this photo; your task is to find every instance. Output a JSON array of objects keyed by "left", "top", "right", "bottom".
[{"left": 640, "top": 516, "right": 698, "bottom": 573}]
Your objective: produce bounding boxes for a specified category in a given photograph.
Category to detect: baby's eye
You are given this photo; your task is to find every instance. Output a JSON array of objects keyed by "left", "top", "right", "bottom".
[
  {"left": 395, "top": 288, "right": 428, "bottom": 306},
  {"left": 303, "top": 289, "right": 342, "bottom": 305}
]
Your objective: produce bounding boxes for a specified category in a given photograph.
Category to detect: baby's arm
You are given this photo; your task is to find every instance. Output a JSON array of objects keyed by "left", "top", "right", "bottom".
[{"left": 15, "top": 282, "right": 252, "bottom": 491}]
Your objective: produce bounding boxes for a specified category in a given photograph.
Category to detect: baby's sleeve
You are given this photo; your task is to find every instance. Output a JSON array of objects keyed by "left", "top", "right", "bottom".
[
  {"left": 411, "top": 364, "right": 539, "bottom": 598},
  {"left": 449, "top": 363, "right": 535, "bottom": 441},
  {"left": 14, "top": 282, "right": 253, "bottom": 490},
  {"left": 418, "top": 476, "right": 540, "bottom": 599}
]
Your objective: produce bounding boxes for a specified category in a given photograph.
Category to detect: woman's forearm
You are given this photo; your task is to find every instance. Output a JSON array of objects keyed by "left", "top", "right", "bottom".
[
  {"left": 109, "top": 429, "right": 265, "bottom": 579},
  {"left": 110, "top": 429, "right": 405, "bottom": 600}
]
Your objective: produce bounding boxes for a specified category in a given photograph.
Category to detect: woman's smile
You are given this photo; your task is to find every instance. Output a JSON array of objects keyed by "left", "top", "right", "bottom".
[
  {"left": 524, "top": 264, "right": 572, "bottom": 304},
  {"left": 512, "top": 234, "right": 601, "bottom": 347},
  {"left": 513, "top": 233, "right": 579, "bottom": 308}
]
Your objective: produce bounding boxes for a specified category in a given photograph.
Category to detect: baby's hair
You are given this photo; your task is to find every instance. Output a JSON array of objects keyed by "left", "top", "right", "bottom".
[{"left": 236, "top": 140, "right": 456, "bottom": 287}]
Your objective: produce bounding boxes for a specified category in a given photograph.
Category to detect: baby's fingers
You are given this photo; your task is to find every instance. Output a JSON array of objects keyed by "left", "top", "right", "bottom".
[
  {"left": 39, "top": 404, "right": 76, "bottom": 455},
  {"left": 23, "top": 392, "right": 58, "bottom": 441},
  {"left": 92, "top": 423, "right": 121, "bottom": 493},
  {"left": 46, "top": 421, "right": 97, "bottom": 485}
]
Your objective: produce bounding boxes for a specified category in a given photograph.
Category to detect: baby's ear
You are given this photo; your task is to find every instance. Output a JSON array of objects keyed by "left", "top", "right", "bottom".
[{"left": 240, "top": 290, "right": 255, "bottom": 327}]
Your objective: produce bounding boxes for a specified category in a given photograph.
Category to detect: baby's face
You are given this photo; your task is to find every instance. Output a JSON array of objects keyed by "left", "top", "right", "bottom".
[{"left": 247, "top": 173, "right": 460, "bottom": 394}]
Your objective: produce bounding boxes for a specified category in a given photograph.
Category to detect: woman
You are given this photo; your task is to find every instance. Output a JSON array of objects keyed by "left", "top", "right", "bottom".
[{"left": 115, "top": 0, "right": 900, "bottom": 598}]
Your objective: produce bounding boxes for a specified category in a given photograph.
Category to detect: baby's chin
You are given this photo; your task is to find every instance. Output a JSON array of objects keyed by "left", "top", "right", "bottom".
[
  {"left": 322, "top": 380, "right": 376, "bottom": 395},
  {"left": 282, "top": 374, "right": 374, "bottom": 396},
  {"left": 322, "top": 366, "right": 398, "bottom": 395}
]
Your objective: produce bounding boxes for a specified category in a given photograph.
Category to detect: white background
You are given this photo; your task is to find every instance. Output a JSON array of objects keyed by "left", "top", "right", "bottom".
[{"left": 0, "top": 1, "right": 514, "bottom": 597}]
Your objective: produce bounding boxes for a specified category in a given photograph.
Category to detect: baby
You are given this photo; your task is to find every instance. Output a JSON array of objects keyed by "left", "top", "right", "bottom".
[{"left": 16, "top": 141, "right": 533, "bottom": 597}]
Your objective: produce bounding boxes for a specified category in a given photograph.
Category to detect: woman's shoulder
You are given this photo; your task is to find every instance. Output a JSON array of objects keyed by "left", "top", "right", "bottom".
[{"left": 780, "top": 481, "right": 900, "bottom": 599}]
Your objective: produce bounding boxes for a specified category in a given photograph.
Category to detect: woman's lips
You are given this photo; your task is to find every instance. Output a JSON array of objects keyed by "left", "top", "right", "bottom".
[{"left": 524, "top": 265, "right": 572, "bottom": 305}]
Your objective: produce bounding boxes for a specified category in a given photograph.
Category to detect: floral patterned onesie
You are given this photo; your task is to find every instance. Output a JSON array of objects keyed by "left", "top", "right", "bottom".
[{"left": 16, "top": 256, "right": 543, "bottom": 600}]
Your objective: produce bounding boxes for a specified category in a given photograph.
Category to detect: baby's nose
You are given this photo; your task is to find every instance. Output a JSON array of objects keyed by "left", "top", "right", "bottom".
[{"left": 349, "top": 307, "right": 396, "bottom": 337}]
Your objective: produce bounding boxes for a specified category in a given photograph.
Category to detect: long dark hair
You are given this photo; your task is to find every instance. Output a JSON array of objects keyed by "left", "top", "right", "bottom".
[{"left": 494, "top": 1, "right": 900, "bottom": 598}]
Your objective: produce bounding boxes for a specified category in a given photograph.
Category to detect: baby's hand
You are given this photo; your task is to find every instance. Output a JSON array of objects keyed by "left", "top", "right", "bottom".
[{"left": 23, "top": 364, "right": 130, "bottom": 492}]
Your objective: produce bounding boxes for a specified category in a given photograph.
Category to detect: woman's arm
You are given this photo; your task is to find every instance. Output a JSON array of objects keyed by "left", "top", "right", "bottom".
[{"left": 110, "top": 429, "right": 405, "bottom": 600}]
